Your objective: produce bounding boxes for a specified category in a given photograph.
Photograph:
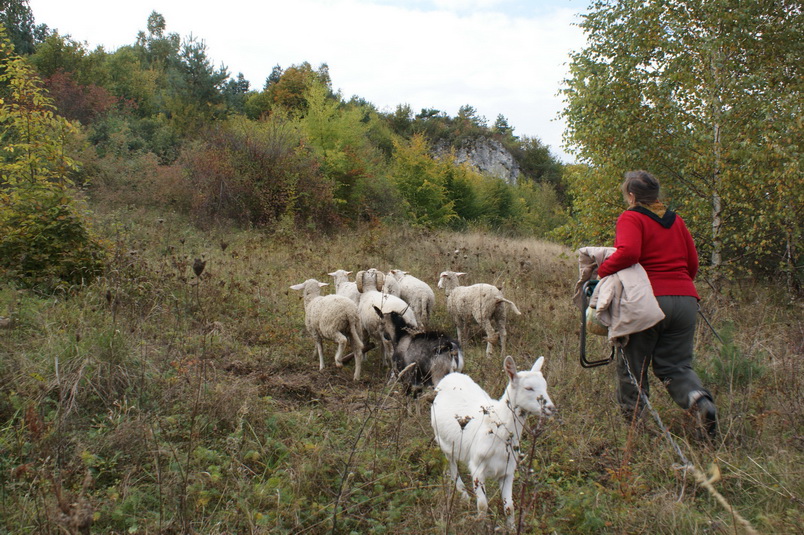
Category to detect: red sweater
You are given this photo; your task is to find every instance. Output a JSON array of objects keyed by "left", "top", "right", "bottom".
[{"left": 598, "top": 207, "right": 700, "bottom": 299}]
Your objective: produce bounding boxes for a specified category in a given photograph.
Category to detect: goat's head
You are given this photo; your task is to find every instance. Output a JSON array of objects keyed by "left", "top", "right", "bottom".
[
  {"left": 504, "top": 355, "right": 555, "bottom": 417},
  {"left": 373, "top": 306, "right": 411, "bottom": 344}
]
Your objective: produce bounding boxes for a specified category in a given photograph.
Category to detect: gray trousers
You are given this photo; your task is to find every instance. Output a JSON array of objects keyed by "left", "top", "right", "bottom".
[{"left": 617, "top": 295, "right": 711, "bottom": 413}]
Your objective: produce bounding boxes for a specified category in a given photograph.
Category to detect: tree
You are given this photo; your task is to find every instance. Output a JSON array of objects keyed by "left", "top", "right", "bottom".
[
  {"left": 0, "top": 0, "right": 46, "bottom": 54},
  {"left": 223, "top": 72, "right": 249, "bottom": 113},
  {"left": 266, "top": 62, "right": 331, "bottom": 115},
  {"left": 165, "top": 34, "right": 228, "bottom": 133},
  {"left": 0, "top": 27, "right": 105, "bottom": 287},
  {"left": 513, "top": 135, "right": 563, "bottom": 196},
  {"left": 391, "top": 135, "right": 456, "bottom": 227},
  {"left": 301, "top": 81, "right": 387, "bottom": 221},
  {"left": 561, "top": 0, "right": 802, "bottom": 289},
  {"left": 492, "top": 114, "right": 516, "bottom": 141}
]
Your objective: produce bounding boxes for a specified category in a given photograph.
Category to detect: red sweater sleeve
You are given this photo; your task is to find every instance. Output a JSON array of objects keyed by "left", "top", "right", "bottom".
[{"left": 598, "top": 212, "right": 642, "bottom": 278}]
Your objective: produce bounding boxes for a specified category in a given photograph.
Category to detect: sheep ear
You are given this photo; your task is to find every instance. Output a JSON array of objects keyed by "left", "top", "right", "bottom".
[
  {"left": 504, "top": 355, "right": 518, "bottom": 382},
  {"left": 373, "top": 305, "right": 384, "bottom": 318},
  {"left": 290, "top": 283, "right": 304, "bottom": 291},
  {"left": 327, "top": 271, "right": 335, "bottom": 276},
  {"left": 376, "top": 271, "right": 385, "bottom": 289},
  {"left": 531, "top": 356, "right": 545, "bottom": 372},
  {"left": 457, "top": 272, "right": 467, "bottom": 277},
  {"left": 318, "top": 282, "right": 328, "bottom": 288}
]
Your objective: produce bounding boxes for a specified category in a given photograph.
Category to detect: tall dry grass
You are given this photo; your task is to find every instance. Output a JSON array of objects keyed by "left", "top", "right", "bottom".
[{"left": 0, "top": 206, "right": 801, "bottom": 534}]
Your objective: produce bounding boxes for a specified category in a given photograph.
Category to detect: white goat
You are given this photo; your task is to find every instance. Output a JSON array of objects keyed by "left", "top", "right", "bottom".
[
  {"left": 356, "top": 268, "right": 418, "bottom": 367},
  {"left": 290, "top": 279, "right": 364, "bottom": 380},
  {"left": 388, "top": 269, "right": 435, "bottom": 327},
  {"left": 431, "top": 355, "right": 555, "bottom": 528},
  {"left": 327, "top": 269, "right": 360, "bottom": 305},
  {"left": 437, "top": 271, "right": 522, "bottom": 357}
]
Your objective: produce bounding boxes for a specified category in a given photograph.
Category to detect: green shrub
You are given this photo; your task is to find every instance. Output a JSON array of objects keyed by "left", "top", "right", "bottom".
[
  {"left": 0, "top": 183, "right": 107, "bottom": 289},
  {"left": 0, "top": 30, "right": 106, "bottom": 289}
]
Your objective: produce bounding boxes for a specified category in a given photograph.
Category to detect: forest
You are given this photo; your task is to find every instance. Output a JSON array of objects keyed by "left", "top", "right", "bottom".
[{"left": 0, "top": 0, "right": 802, "bottom": 533}]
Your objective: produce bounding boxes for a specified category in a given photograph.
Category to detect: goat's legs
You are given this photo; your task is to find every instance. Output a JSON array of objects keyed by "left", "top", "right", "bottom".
[
  {"left": 447, "top": 458, "right": 470, "bottom": 501},
  {"left": 471, "top": 471, "right": 489, "bottom": 517},
  {"left": 500, "top": 473, "right": 515, "bottom": 529}
]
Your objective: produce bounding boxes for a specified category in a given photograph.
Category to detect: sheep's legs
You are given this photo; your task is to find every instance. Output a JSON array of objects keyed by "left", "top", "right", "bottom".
[
  {"left": 314, "top": 339, "right": 326, "bottom": 371},
  {"left": 352, "top": 347, "right": 363, "bottom": 381},
  {"left": 480, "top": 318, "right": 498, "bottom": 357},
  {"left": 332, "top": 332, "right": 348, "bottom": 368},
  {"left": 455, "top": 323, "right": 465, "bottom": 350},
  {"left": 333, "top": 342, "right": 346, "bottom": 368},
  {"left": 498, "top": 326, "right": 507, "bottom": 358}
]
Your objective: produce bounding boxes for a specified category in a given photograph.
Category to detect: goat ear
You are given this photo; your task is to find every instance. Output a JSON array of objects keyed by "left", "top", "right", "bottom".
[
  {"left": 504, "top": 355, "right": 518, "bottom": 382},
  {"left": 531, "top": 356, "right": 545, "bottom": 372},
  {"left": 373, "top": 305, "right": 384, "bottom": 318},
  {"left": 290, "top": 283, "right": 304, "bottom": 291}
]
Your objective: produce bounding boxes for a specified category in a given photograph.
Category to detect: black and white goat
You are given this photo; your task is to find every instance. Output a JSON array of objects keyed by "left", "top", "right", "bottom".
[{"left": 373, "top": 306, "right": 464, "bottom": 397}]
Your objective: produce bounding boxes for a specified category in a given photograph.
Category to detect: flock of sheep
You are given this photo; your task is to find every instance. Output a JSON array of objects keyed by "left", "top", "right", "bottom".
[{"left": 290, "top": 268, "right": 556, "bottom": 527}]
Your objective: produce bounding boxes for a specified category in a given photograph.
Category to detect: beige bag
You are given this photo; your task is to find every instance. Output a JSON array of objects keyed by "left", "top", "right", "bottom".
[{"left": 585, "top": 306, "right": 608, "bottom": 336}]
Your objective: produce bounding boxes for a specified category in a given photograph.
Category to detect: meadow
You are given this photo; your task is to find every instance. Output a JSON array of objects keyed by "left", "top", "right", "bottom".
[{"left": 0, "top": 206, "right": 801, "bottom": 534}]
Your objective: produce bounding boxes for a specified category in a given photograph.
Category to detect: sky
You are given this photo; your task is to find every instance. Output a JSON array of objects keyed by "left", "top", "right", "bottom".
[{"left": 27, "top": 0, "right": 589, "bottom": 162}]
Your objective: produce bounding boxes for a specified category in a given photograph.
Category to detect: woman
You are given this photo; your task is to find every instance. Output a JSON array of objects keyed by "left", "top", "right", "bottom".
[{"left": 597, "top": 170, "right": 717, "bottom": 438}]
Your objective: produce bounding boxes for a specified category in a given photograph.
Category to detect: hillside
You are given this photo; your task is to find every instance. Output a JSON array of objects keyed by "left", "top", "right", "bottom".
[{"left": 0, "top": 205, "right": 801, "bottom": 534}]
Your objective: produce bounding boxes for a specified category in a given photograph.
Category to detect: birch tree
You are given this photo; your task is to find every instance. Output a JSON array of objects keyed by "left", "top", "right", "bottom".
[{"left": 561, "top": 0, "right": 802, "bottom": 290}]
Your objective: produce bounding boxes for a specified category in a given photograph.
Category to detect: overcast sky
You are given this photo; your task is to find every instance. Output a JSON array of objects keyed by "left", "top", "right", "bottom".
[{"left": 27, "top": 0, "right": 588, "bottom": 162}]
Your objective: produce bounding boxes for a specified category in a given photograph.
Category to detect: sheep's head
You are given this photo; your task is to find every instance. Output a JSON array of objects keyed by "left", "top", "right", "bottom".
[
  {"left": 290, "top": 279, "right": 328, "bottom": 300},
  {"left": 328, "top": 269, "right": 352, "bottom": 282},
  {"left": 437, "top": 271, "right": 465, "bottom": 294},
  {"left": 389, "top": 269, "right": 407, "bottom": 281},
  {"left": 356, "top": 268, "right": 383, "bottom": 293}
]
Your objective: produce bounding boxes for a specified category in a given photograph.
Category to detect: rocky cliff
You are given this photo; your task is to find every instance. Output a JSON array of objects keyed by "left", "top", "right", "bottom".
[{"left": 433, "top": 137, "right": 521, "bottom": 185}]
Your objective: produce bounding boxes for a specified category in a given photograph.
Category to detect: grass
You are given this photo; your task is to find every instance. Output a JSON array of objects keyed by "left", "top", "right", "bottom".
[{"left": 0, "top": 205, "right": 802, "bottom": 534}]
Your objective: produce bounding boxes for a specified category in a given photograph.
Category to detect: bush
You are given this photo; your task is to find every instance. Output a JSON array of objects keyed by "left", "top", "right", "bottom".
[
  {"left": 0, "top": 183, "right": 106, "bottom": 289},
  {"left": 184, "top": 116, "right": 339, "bottom": 230}
]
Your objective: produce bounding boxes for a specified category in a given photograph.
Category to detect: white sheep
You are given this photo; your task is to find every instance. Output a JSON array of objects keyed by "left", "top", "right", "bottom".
[
  {"left": 382, "top": 272, "right": 401, "bottom": 297},
  {"left": 289, "top": 279, "right": 364, "bottom": 380},
  {"left": 327, "top": 269, "right": 360, "bottom": 305},
  {"left": 430, "top": 355, "right": 555, "bottom": 529},
  {"left": 437, "top": 271, "right": 522, "bottom": 357},
  {"left": 388, "top": 269, "right": 435, "bottom": 327},
  {"left": 355, "top": 268, "right": 418, "bottom": 367}
]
